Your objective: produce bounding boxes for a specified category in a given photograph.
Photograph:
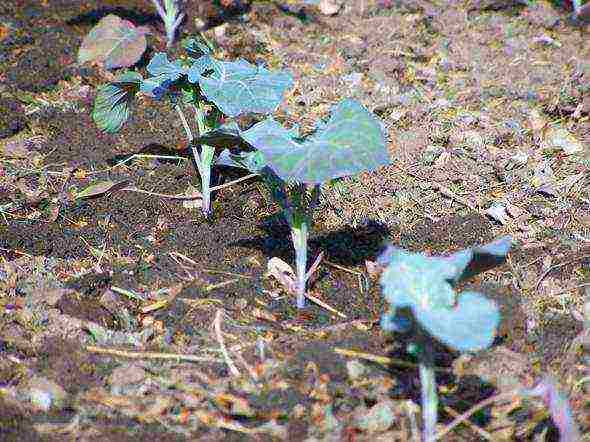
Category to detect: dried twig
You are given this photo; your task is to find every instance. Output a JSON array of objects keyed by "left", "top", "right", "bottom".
[
  {"left": 443, "top": 405, "right": 493, "bottom": 440},
  {"left": 430, "top": 182, "right": 477, "bottom": 211},
  {"left": 323, "top": 259, "right": 369, "bottom": 293},
  {"left": 86, "top": 345, "right": 223, "bottom": 363},
  {"left": 305, "top": 291, "right": 347, "bottom": 318},
  {"left": 435, "top": 392, "right": 516, "bottom": 440},
  {"left": 334, "top": 347, "right": 452, "bottom": 373},
  {"left": 535, "top": 255, "right": 590, "bottom": 292},
  {"left": 213, "top": 309, "right": 240, "bottom": 376}
]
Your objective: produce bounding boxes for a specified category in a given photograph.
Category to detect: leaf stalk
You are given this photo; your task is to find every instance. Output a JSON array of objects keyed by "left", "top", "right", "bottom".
[{"left": 418, "top": 342, "right": 438, "bottom": 442}]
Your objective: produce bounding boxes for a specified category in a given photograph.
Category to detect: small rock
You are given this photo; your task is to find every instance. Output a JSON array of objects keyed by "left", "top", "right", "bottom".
[
  {"left": 108, "top": 364, "right": 147, "bottom": 394},
  {"left": 26, "top": 376, "right": 68, "bottom": 411},
  {"left": 342, "top": 72, "right": 363, "bottom": 89},
  {"left": 541, "top": 127, "right": 584, "bottom": 155},
  {"left": 354, "top": 400, "right": 396, "bottom": 433},
  {"left": 346, "top": 360, "right": 368, "bottom": 381}
]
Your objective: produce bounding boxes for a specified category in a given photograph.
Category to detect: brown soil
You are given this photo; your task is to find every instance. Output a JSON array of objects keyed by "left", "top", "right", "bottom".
[{"left": 1, "top": 0, "right": 589, "bottom": 440}]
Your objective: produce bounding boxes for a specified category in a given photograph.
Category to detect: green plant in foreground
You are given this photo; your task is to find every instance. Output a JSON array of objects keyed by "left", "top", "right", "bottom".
[
  {"left": 92, "top": 36, "right": 293, "bottom": 217},
  {"left": 379, "top": 236, "right": 512, "bottom": 440},
  {"left": 197, "top": 99, "right": 390, "bottom": 307}
]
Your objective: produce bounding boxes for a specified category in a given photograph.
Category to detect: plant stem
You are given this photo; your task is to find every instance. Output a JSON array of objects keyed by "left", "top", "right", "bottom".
[
  {"left": 418, "top": 342, "right": 438, "bottom": 442},
  {"left": 199, "top": 145, "right": 214, "bottom": 216},
  {"left": 193, "top": 102, "right": 215, "bottom": 217},
  {"left": 290, "top": 214, "right": 309, "bottom": 309},
  {"left": 176, "top": 103, "right": 208, "bottom": 215},
  {"left": 177, "top": 102, "right": 217, "bottom": 217},
  {"left": 150, "top": 0, "right": 184, "bottom": 48},
  {"left": 175, "top": 104, "right": 193, "bottom": 144}
]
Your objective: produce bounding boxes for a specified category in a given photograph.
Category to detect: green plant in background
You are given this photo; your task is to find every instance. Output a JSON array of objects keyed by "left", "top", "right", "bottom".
[
  {"left": 197, "top": 99, "right": 390, "bottom": 308},
  {"left": 379, "top": 237, "right": 512, "bottom": 440},
  {"left": 150, "top": 0, "right": 185, "bottom": 48},
  {"left": 92, "top": 36, "right": 293, "bottom": 217},
  {"left": 572, "top": 0, "right": 590, "bottom": 19}
]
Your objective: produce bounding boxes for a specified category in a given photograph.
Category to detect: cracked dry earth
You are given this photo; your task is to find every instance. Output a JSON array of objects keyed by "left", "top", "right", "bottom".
[{"left": 0, "top": 0, "right": 589, "bottom": 440}]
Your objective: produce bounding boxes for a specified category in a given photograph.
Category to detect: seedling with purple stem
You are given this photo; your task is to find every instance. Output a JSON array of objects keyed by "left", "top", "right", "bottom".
[
  {"left": 197, "top": 99, "right": 389, "bottom": 307},
  {"left": 92, "top": 36, "right": 292, "bottom": 217},
  {"left": 379, "top": 236, "right": 513, "bottom": 441}
]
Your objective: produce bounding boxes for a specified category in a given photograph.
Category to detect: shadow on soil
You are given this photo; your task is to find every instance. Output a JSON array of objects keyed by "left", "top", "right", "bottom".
[{"left": 232, "top": 218, "right": 391, "bottom": 267}]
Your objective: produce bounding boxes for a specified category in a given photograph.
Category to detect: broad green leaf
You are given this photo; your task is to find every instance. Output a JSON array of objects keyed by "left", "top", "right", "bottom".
[
  {"left": 417, "top": 291, "right": 500, "bottom": 352},
  {"left": 78, "top": 14, "right": 148, "bottom": 69},
  {"left": 92, "top": 72, "right": 142, "bottom": 133},
  {"left": 139, "top": 53, "right": 187, "bottom": 99},
  {"left": 241, "top": 99, "right": 389, "bottom": 184},
  {"left": 198, "top": 59, "right": 293, "bottom": 117},
  {"left": 379, "top": 242, "right": 509, "bottom": 352},
  {"left": 139, "top": 76, "right": 174, "bottom": 99},
  {"left": 146, "top": 52, "right": 185, "bottom": 80},
  {"left": 194, "top": 122, "right": 242, "bottom": 148},
  {"left": 186, "top": 55, "right": 214, "bottom": 84},
  {"left": 453, "top": 235, "right": 513, "bottom": 283},
  {"left": 217, "top": 149, "right": 266, "bottom": 173}
]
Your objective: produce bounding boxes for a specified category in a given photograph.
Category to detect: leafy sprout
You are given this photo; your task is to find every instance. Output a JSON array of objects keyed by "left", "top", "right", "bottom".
[
  {"left": 91, "top": 36, "right": 293, "bottom": 217},
  {"left": 379, "top": 236, "right": 513, "bottom": 440},
  {"left": 198, "top": 99, "right": 390, "bottom": 308}
]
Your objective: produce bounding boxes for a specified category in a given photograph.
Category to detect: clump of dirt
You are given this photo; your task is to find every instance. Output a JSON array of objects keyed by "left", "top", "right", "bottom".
[{"left": 0, "top": 98, "right": 27, "bottom": 139}]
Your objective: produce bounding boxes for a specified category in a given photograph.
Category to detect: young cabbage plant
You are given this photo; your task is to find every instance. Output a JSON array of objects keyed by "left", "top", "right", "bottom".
[
  {"left": 92, "top": 36, "right": 293, "bottom": 217},
  {"left": 199, "top": 99, "right": 389, "bottom": 307},
  {"left": 379, "top": 236, "right": 513, "bottom": 441}
]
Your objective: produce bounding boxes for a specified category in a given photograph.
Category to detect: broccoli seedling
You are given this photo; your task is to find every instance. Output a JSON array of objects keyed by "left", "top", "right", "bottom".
[
  {"left": 379, "top": 236, "right": 512, "bottom": 441},
  {"left": 92, "top": 36, "right": 293, "bottom": 217},
  {"left": 199, "top": 99, "right": 389, "bottom": 307},
  {"left": 150, "top": 0, "right": 184, "bottom": 48}
]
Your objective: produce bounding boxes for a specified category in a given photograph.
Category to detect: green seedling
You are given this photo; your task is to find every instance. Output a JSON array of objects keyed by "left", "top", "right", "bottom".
[
  {"left": 150, "top": 0, "right": 185, "bottom": 48},
  {"left": 198, "top": 99, "right": 389, "bottom": 307},
  {"left": 92, "top": 36, "right": 293, "bottom": 217},
  {"left": 379, "top": 236, "right": 513, "bottom": 441}
]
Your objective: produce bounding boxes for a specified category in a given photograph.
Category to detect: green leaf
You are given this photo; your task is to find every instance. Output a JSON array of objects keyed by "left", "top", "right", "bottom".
[
  {"left": 241, "top": 99, "right": 389, "bottom": 184},
  {"left": 186, "top": 55, "right": 214, "bottom": 84},
  {"left": 194, "top": 122, "right": 243, "bottom": 148},
  {"left": 138, "top": 53, "right": 188, "bottom": 99},
  {"left": 217, "top": 149, "right": 266, "bottom": 173},
  {"left": 146, "top": 52, "right": 185, "bottom": 80},
  {"left": 139, "top": 76, "right": 174, "bottom": 99},
  {"left": 92, "top": 72, "right": 142, "bottom": 133},
  {"left": 379, "top": 241, "right": 510, "bottom": 352},
  {"left": 78, "top": 14, "right": 149, "bottom": 69},
  {"left": 198, "top": 59, "right": 293, "bottom": 117}
]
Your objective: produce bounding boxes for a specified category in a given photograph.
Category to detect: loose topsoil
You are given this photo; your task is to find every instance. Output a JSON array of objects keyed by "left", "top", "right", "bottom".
[{"left": 0, "top": 0, "right": 589, "bottom": 440}]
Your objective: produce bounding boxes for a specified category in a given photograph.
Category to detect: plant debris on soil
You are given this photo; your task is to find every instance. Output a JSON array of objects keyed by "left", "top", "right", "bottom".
[{"left": 1, "top": 0, "right": 589, "bottom": 440}]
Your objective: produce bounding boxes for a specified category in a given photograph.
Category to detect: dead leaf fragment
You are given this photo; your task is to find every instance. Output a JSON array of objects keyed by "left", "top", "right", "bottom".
[
  {"left": 265, "top": 257, "right": 296, "bottom": 293},
  {"left": 182, "top": 184, "right": 203, "bottom": 209},
  {"left": 75, "top": 180, "right": 130, "bottom": 199},
  {"left": 541, "top": 127, "right": 584, "bottom": 155},
  {"left": 485, "top": 203, "right": 511, "bottom": 225},
  {"left": 318, "top": 0, "right": 342, "bottom": 15},
  {"left": 16, "top": 179, "right": 48, "bottom": 204},
  {"left": 1, "top": 138, "right": 30, "bottom": 158}
]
